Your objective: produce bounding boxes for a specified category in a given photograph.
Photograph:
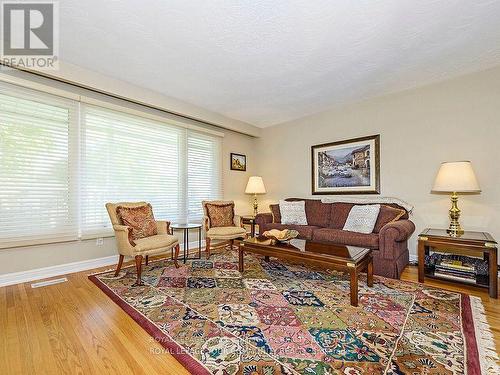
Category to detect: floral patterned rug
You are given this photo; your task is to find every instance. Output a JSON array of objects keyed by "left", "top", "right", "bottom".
[{"left": 89, "top": 250, "right": 499, "bottom": 374}]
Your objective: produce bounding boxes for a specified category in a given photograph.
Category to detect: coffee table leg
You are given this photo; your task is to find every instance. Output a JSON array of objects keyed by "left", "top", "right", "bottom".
[
  {"left": 238, "top": 244, "right": 244, "bottom": 273},
  {"left": 350, "top": 269, "right": 358, "bottom": 307},
  {"left": 367, "top": 257, "right": 373, "bottom": 287}
]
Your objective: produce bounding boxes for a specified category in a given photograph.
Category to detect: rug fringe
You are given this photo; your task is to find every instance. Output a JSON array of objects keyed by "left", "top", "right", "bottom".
[{"left": 469, "top": 296, "right": 500, "bottom": 374}]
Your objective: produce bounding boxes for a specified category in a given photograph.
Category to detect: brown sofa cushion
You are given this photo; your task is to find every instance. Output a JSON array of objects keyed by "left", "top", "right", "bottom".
[
  {"left": 116, "top": 204, "right": 157, "bottom": 240},
  {"left": 328, "top": 203, "right": 354, "bottom": 229},
  {"left": 260, "top": 223, "right": 320, "bottom": 240},
  {"left": 312, "top": 228, "right": 379, "bottom": 249},
  {"left": 270, "top": 204, "right": 281, "bottom": 223},
  {"left": 304, "top": 200, "right": 331, "bottom": 227},
  {"left": 373, "top": 205, "right": 406, "bottom": 233},
  {"left": 206, "top": 202, "right": 234, "bottom": 227}
]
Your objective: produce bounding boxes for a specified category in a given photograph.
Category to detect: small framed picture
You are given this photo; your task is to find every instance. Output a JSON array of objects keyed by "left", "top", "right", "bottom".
[{"left": 230, "top": 153, "right": 247, "bottom": 171}]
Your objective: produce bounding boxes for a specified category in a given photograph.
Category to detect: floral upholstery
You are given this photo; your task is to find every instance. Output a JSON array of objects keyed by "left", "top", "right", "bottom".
[
  {"left": 205, "top": 202, "right": 235, "bottom": 227},
  {"left": 116, "top": 203, "right": 158, "bottom": 240}
]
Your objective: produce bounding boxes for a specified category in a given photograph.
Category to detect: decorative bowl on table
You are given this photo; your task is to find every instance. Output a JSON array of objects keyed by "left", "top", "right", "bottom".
[{"left": 262, "top": 229, "right": 299, "bottom": 243}]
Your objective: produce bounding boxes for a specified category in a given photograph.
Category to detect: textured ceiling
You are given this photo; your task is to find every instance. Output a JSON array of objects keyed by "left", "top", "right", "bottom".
[{"left": 59, "top": 0, "right": 500, "bottom": 127}]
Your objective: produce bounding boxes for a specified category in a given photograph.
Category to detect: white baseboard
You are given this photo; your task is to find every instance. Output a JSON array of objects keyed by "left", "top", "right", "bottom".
[
  {"left": 0, "top": 240, "right": 204, "bottom": 288},
  {"left": 0, "top": 255, "right": 118, "bottom": 288}
]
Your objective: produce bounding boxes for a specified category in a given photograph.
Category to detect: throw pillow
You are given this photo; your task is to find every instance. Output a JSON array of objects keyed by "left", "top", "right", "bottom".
[
  {"left": 270, "top": 204, "right": 281, "bottom": 223},
  {"left": 279, "top": 200, "right": 308, "bottom": 225},
  {"left": 373, "top": 205, "right": 406, "bottom": 233},
  {"left": 116, "top": 204, "right": 158, "bottom": 240},
  {"left": 206, "top": 202, "right": 235, "bottom": 227},
  {"left": 343, "top": 204, "right": 381, "bottom": 234}
]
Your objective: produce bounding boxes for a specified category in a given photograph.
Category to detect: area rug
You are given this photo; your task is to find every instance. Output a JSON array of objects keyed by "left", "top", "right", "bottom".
[{"left": 89, "top": 251, "right": 499, "bottom": 374}]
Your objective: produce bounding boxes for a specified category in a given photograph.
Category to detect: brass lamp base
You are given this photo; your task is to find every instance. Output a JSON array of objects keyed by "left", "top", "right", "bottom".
[
  {"left": 252, "top": 194, "right": 258, "bottom": 216},
  {"left": 446, "top": 192, "right": 464, "bottom": 237}
]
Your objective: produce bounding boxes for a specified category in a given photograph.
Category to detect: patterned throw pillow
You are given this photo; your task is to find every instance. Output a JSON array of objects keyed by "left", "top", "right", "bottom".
[
  {"left": 343, "top": 204, "right": 381, "bottom": 234},
  {"left": 279, "top": 200, "right": 308, "bottom": 225},
  {"left": 116, "top": 204, "right": 158, "bottom": 240},
  {"left": 206, "top": 203, "right": 235, "bottom": 227}
]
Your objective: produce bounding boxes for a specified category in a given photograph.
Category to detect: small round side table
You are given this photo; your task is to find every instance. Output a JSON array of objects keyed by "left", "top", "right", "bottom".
[{"left": 171, "top": 223, "right": 202, "bottom": 263}]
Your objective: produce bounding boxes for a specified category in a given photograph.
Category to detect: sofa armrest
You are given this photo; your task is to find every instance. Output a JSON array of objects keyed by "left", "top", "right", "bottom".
[
  {"left": 156, "top": 220, "right": 172, "bottom": 235},
  {"left": 379, "top": 219, "right": 416, "bottom": 260},
  {"left": 255, "top": 213, "right": 273, "bottom": 228}
]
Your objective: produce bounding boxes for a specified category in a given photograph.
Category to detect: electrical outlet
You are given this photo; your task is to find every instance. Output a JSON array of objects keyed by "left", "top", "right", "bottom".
[{"left": 96, "top": 237, "right": 104, "bottom": 246}]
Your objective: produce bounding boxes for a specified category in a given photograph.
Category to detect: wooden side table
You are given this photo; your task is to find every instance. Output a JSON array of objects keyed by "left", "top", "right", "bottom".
[
  {"left": 418, "top": 228, "right": 498, "bottom": 298},
  {"left": 241, "top": 215, "right": 257, "bottom": 237}
]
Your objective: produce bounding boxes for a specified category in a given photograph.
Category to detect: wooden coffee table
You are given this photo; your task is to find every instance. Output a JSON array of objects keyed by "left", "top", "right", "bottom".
[{"left": 238, "top": 237, "right": 373, "bottom": 306}]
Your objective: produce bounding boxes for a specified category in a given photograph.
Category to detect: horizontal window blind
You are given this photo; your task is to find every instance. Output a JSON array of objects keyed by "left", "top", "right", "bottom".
[
  {"left": 187, "top": 131, "right": 223, "bottom": 221},
  {"left": 0, "top": 83, "right": 78, "bottom": 246},
  {"left": 80, "top": 105, "right": 185, "bottom": 235},
  {"left": 0, "top": 81, "right": 224, "bottom": 247}
]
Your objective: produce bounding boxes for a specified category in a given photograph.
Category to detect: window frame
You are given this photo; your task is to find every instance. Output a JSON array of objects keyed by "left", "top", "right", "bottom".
[{"left": 0, "top": 79, "right": 224, "bottom": 248}]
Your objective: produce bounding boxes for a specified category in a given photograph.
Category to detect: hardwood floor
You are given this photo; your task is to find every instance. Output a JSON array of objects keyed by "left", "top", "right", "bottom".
[{"left": 0, "top": 260, "right": 498, "bottom": 374}]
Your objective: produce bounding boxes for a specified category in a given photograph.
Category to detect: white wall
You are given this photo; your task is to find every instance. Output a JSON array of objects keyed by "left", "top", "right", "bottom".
[{"left": 256, "top": 66, "right": 500, "bottom": 260}]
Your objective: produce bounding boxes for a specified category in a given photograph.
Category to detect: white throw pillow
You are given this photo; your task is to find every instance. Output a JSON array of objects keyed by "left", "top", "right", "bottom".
[
  {"left": 343, "top": 204, "right": 381, "bottom": 234},
  {"left": 279, "top": 200, "right": 308, "bottom": 225}
]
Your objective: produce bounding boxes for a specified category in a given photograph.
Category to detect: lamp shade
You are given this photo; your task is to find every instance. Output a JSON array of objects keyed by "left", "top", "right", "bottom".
[
  {"left": 245, "top": 176, "right": 266, "bottom": 194},
  {"left": 432, "top": 161, "right": 481, "bottom": 193}
]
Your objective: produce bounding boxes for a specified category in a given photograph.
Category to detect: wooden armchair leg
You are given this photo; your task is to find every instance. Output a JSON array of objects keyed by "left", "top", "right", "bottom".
[
  {"left": 145, "top": 255, "right": 149, "bottom": 266},
  {"left": 114, "top": 254, "right": 124, "bottom": 277},
  {"left": 206, "top": 237, "right": 211, "bottom": 259},
  {"left": 173, "top": 244, "right": 180, "bottom": 268},
  {"left": 230, "top": 239, "right": 234, "bottom": 250},
  {"left": 132, "top": 255, "right": 144, "bottom": 287}
]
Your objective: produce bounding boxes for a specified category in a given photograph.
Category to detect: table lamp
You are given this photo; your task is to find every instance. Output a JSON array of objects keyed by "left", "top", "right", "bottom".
[
  {"left": 245, "top": 176, "right": 266, "bottom": 216},
  {"left": 432, "top": 161, "right": 481, "bottom": 237}
]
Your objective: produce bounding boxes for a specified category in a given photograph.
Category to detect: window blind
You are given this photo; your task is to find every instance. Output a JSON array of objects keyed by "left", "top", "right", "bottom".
[
  {"left": 0, "top": 81, "right": 224, "bottom": 247},
  {"left": 0, "top": 83, "right": 78, "bottom": 247},
  {"left": 80, "top": 104, "right": 186, "bottom": 235},
  {"left": 187, "top": 130, "right": 223, "bottom": 221}
]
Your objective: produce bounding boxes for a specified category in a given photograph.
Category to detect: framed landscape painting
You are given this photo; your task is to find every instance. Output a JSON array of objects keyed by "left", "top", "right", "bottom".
[
  {"left": 230, "top": 153, "right": 247, "bottom": 171},
  {"left": 311, "top": 134, "right": 380, "bottom": 195}
]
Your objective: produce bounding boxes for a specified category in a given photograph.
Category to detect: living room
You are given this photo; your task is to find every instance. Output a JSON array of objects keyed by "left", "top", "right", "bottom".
[{"left": 0, "top": 1, "right": 499, "bottom": 374}]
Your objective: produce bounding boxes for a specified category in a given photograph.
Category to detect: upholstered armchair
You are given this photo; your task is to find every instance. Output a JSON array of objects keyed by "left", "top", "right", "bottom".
[
  {"left": 106, "top": 202, "right": 180, "bottom": 286},
  {"left": 202, "top": 200, "right": 247, "bottom": 259}
]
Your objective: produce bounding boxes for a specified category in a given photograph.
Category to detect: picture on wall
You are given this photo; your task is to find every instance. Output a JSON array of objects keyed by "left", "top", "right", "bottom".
[
  {"left": 311, "top": 134, "right": 380, "bottom": 194},
  {"left": 230, "top": 152, "right": 247, "bottom": 171}
]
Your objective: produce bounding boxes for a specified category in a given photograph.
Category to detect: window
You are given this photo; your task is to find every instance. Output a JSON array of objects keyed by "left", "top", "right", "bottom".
[
  {"left": 80, "top": 105, "right": 187, "bottom": 236},
  {"left": 187, "top": 131, "right": 223, "bottom": 221},
  {"left": 0, "top": 83, "right": 78, "bottom": 247},
  {"left": 0, "top": 81, "right": 223, "bottom": 247}
]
